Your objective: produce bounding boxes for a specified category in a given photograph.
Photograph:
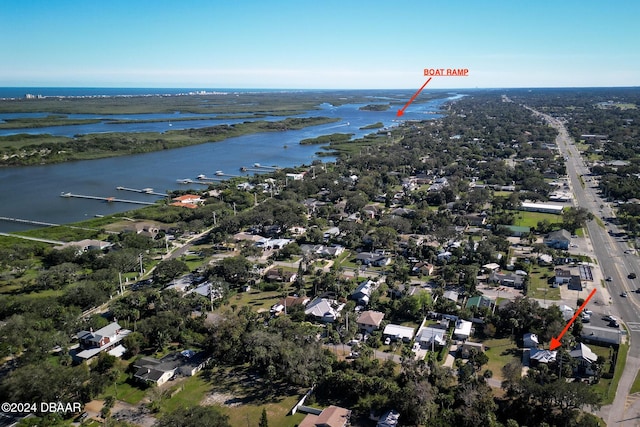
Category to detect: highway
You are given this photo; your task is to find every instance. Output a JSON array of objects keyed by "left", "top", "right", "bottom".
[{"left": 528, "top": 107, "right": 640, "bottom": 426}]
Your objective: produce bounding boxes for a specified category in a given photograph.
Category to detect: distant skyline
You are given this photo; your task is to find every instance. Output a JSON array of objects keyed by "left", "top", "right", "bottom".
[{"left": 1, "top": 0, "right": 638, "bottom": 89}]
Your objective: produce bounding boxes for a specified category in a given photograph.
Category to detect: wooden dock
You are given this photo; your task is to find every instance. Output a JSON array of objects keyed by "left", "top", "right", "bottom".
[
  {"left": 116, "top": 186, "right": 167, "bottom": 197},
  {"left": 0, "top": 216, "right": 114, "bottom": 233},
  {"left": 60, "top": 192, "right": 155, "bottom": 205}
]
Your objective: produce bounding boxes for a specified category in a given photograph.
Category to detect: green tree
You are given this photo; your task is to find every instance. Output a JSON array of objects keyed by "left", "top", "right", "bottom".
[
  {"left": 259, "top": 408, "right": 269, "bottom": 427},
  {"left": 153, "top": 258, "right": 189, "bottom": 284}
]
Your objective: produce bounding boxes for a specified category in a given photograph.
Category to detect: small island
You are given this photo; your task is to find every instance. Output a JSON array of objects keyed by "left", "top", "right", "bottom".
[
  {"left": 359, "top": 122, "right": 384, "bottom": 130},
  {"left": 358, "top": 104, "right": 390, "bottom": 111},
  {"left": 299, "top": 133, "right": 353, "bottom": 145}
]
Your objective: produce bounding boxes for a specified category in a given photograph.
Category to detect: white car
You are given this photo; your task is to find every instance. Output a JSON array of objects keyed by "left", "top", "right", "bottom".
[
  {"left": 384, "top": 337, "right": 391, "bottom": 345},
  {"left": 603, "top": 315, "right": 617, "bottom": 322}
]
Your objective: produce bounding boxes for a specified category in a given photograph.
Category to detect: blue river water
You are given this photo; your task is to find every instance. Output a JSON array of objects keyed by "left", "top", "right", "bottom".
[{"left": 0, "top": 92, "right": 462, "bottom": 232}]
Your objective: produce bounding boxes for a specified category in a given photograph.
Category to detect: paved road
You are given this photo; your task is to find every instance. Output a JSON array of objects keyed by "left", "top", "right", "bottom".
[{"left": 528, "top": 107, "right": 640, "bottom": 426}]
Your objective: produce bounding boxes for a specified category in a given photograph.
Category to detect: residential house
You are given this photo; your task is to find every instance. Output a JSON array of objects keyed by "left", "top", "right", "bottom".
[
  {"left": 482, "top": 263, "right": 501, "bottom": 272},
  {"left": 489, "top": 271, "right": 525, "bottom": 288},
  {"left": 529, "top": 349, "right": 557, "bottom": 364},
  {"left": 305, "top": 298, "right": 341, "bottom": 323},
  {"left": 443, "top": 290, "right": 459, "bottom": 304},
  {"left": 465, "top": 295, "right": 494, "bottom": 309},
  {"left": 460, "top": 341, "right": 485, "bottom": 358},
  {"left": 298, "top": 405, "right": 351, "bottom": 427},
  {"left": 462, "top": 214, "right": 486, "bottom": 226},
  {"left": 362, "top": 205, "right": 380, "bottom": 219},
  {"left": 300, "top": 244, "right": 345, "bottom": 258},
  {"left": 170, "top": 194, "right": 204, "bottom": 209},
  {"left": 500, "top": 225, "right": 531, "bottom": 237},
  {"left": 323, "top": 226, "right": 341, "bottom": 241},
  {"left": 416, "top": 326, "right": 446, "bottom": 349},
  {"left": 133, "top": 350, "right": 210, "bottom": 386},
  {"left": 453, "top": 319, "right": 472, "bottom": 340},
  {"left": 436, "top": 251, "right": 452, "bottom": 261},
  {"left": 352, "top": 280, "right": 375, "bottom": 305},
  {"left": 255, "top": 237, "right": 292, "bottom": 250},
  {"left": 376, "top": 410, "right": 400, "bottom": 427},
  {"left": 302, "top": 198, "right": 326, "bottom": 215},
  {"left": 264, "top": 268, "right": 297, "bottom": 283},
  {"left": 133, "top": 222, "right": 160, "bottom": 238},
  {"left": 270, "top": 296, "right": 310, "bottom": 316},
  {"left": 411, "top": 262, "right": 434, "bottom": 276},
  {"left": 570, "top": 343, "right": 598, "bottom": 375},
  {"left": 356, "top": 310, "right": 385, "bottom": 334},
  {"left": 383, "top": 324, "right": 416, "bottom": 343},
  {"left": 554, "top": 268, "right": 572, "bottom": 285},
  {"left": 559, "top": 305, "right": 575, "bottom": 321},
  {"left": 544, "top": 229, "right": 571, "bottom": 250},
  {"left": 75, "top": 322, "right": 131, "bottom": 362},
  {"left": 356, "top": 252, "right": 391, "bottom": 267}
]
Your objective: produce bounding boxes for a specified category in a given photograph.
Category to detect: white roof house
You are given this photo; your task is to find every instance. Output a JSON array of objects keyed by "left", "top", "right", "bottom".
[
  {"left": 304, "top": 298, "right": 340, "bottom": 322},
  {"left": 530, "top": 349, "right": 557, "bottom": 364},
  {"left": 559, "top": 304, "right": 575, "bottom": 321},
  {"left": 416, "top": 327, "right": 446, "bottom": 348},
  {"left": 453, "top": 320, "right": 472, "bottom": 340},
  {"left": 383, "top": 324, "right": 416, "bottom": 342}
]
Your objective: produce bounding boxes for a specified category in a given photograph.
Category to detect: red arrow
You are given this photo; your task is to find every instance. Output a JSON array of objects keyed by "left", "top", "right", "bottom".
[
  {"left": 549, "top": 288, "right": 597, "bottom": 350},
  {"left": 397, "top": 77, "right": 432, "bottom": 117}
]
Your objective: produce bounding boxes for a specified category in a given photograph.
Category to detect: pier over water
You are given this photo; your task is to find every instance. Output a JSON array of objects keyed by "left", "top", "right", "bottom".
[{"left": 60, "top": 193, "right": 156, "bottom": 205}]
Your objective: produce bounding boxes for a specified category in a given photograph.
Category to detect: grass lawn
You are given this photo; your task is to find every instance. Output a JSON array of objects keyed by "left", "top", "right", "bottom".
[
  {"left": 510, "top": 210, "right": 563, "bottom": 228},
  {"left": 630, "top": 364, "right": 640, "bottom": 395},
  {"left": 482, "top": 337, "right": 521, "bottom": 381},
  {"left": 590, "top": 342, "right": 627, "bottom": 405},
  {"left": 527, "top": 266, "right": 561, "bottom": 300},
  {"left": 159, "top": 375, "right": 212, "bottom": 414},
  {"left": 99, "top": 371, "right": 148, "bottom": 405},
  {"left": 193, "top": 366, "right": 308, "bottom": 427},
  {"left": 229, "top": 287, "right": 291, "bottom": 312}
]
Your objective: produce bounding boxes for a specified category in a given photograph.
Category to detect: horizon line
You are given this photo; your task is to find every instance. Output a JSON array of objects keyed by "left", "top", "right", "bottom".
[{"left": 1, "top": 85, "right": 639, "bottom": 91}]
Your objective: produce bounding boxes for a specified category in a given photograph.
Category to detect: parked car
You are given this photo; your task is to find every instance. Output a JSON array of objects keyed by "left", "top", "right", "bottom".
[{"left": 384, "top": 337, "right": 391, "bottom": 345}]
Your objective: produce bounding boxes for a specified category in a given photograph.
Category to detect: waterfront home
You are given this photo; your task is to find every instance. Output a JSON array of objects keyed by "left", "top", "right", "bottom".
[{"left": 171, "top": 194, "right": 204, "bottom": 209}]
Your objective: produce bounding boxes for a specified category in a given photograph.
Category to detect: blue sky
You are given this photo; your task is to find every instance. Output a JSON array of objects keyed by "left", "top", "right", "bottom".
[{"left": 1, "top": 0, "right": 638, "bottom": 89}]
